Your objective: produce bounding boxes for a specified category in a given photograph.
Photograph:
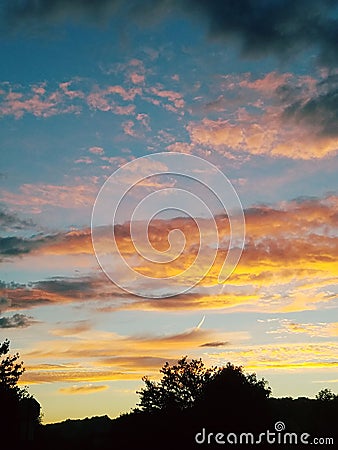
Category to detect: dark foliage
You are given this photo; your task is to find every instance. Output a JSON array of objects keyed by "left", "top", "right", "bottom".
[
  {"left": 0, "top": 339, "right": 41, "bottom": 446},
  {"left": 136, "top": 356, "right": 219, "bottom": 412}
]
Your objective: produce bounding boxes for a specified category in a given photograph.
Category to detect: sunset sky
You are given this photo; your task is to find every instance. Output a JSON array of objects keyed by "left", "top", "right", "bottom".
[{"left": 0, "top": 1, "right": 337, "bottom": 424}]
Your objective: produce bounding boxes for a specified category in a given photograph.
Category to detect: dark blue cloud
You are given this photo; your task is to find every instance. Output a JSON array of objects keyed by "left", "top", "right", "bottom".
[
  {"left": 2, "top": 0, "right": 338, "bottom": 66},
  {"left": 0, "top": 313, "right": 36, "bottom": 328}
]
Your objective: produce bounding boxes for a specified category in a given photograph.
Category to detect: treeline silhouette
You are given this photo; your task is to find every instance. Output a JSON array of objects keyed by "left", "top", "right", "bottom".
[{"left": 1, "top": 342, "right": 337, "bottom": 449}]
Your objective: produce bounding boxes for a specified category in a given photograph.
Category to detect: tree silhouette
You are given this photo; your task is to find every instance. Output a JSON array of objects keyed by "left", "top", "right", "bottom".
[
  {"left": 136, "top": 356, "right": 219, "bottom": 412},
  {"left": 0, "top": 339, "right": 41, "bottom": 444},
  {"left": 195, "top": 362, "right": 271, "bottom": 430},
  {"left": 199, "top": 361, "right": 271, "bottom": 403},
  {"left": 316, "top": 388, "right": 337, "bottom": 401},
  {"left": 0, "top": 338, "right": 26, "bottom": 397}
]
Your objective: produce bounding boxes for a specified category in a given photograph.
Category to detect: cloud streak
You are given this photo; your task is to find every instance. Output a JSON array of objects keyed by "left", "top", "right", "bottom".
[
  {"left": 266, "top": 319, "right": 338, "bottom": 338},
  {"left": 59, "top": 384, "right": 109, "bottom": 395}
]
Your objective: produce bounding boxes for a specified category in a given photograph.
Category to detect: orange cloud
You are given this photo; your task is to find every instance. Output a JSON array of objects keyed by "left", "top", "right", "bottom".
[
  {"left": 187, "top": 113, "right": 337, "bottom": 160},
  {"left": 26, "top": 326, "right": 249, "bottom": 360},
  {"left": 59, "top": 384, "right": 109, "bottom": 395},
  {"left": 19, "top": 334, "right": 338, "bottom": 386},
  {"left": 1, "top": 195, "right": 337, "bottom": 313},
  {"left": 18, "top": 325, "right": 249, "bottom": 385},
  {"left": 187, "top": 71, "right": 337, "bottom": 159},
  {"left": 21, "top": 368, "right": 137, "bottom": 384},
  {"left": 51, "top": 320, "right": 92, "bottom": 336}
]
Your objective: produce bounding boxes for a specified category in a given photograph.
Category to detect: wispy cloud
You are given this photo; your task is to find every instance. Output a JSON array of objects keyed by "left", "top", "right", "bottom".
[
  {"left": 19, "top": 325, "right": 248, "bottom": 384},
  {"left": 51, "top": 320, "right": 93, "bottom": 336},
  {"left": 59, "top": 384, "right": 109, "bottom": 395},
  {"left": 20, "top": 335, "right": 338, "bottom": 386},
  {"left": 0, "top": 209, "right": 35, "bottom": 232},
  {"left": 210, "top": 341, "right": 338, "bottom": 371},
  {"left": 0, "top": 181, "right": 99, "bottom": 212},
  {"left": 0, "top": 234, "right": 61, "bottom": 260},
  {"left": 266, "top": 319, "right": 338, "bottom": 338}
]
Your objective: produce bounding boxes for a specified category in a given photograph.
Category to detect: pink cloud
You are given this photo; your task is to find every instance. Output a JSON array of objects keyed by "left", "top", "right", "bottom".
[
  {"left": 88, "top": 146, "right": 104, "bottom": 155},
  {"left": 75, "top": 157, "right": 93, "bottom": 164},
  {"left": 136, "top": 113, "right": 151, "bottom": 131},
  {"left": 59, "top": 81, "right": 85, "bottom": 99},
  {"left": 130, "top": 73, "right": 145, "bottom": 84},
  {"left": 129, "top": 58, "right": 143, "bottom": 67},
  {"left": 122, "top": 120, "right": 137, "bottom": 137},
  {"left": 0, "top": 82, "right": 83, "bottom": 119},
  {"left": 238, "top": 71, "right": 293, "bottom": 93},
  {"left": 86, "top": 87, "right": 137, "bottom": 115},
  {"left": 100, "top": 156, "right": 128, "bottom": 168},
  {"left": 0, "top": 183, "right": 98, "bottom": 210},
  {"left": 149, "top": 87, "right": 185, "bottom": 109},
  {"left": 106, "top": 85, "right": 141, "bottom": 101},
  {"left": 0, "top": 94, "right": 58, "bottom": 119},
  {"left": 0, "top": 81, "right": 139, "bottom": 119},
  {"left": 113, "top": 104, "right": 136, "bottom": 115},
  {"left": 31, "top": 84, "right": 46, "bottom": 95}
]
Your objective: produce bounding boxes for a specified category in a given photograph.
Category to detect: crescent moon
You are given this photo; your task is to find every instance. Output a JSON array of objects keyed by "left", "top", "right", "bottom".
[{"left": 196, "top": 315, "right": 205, "bottom": 329}]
